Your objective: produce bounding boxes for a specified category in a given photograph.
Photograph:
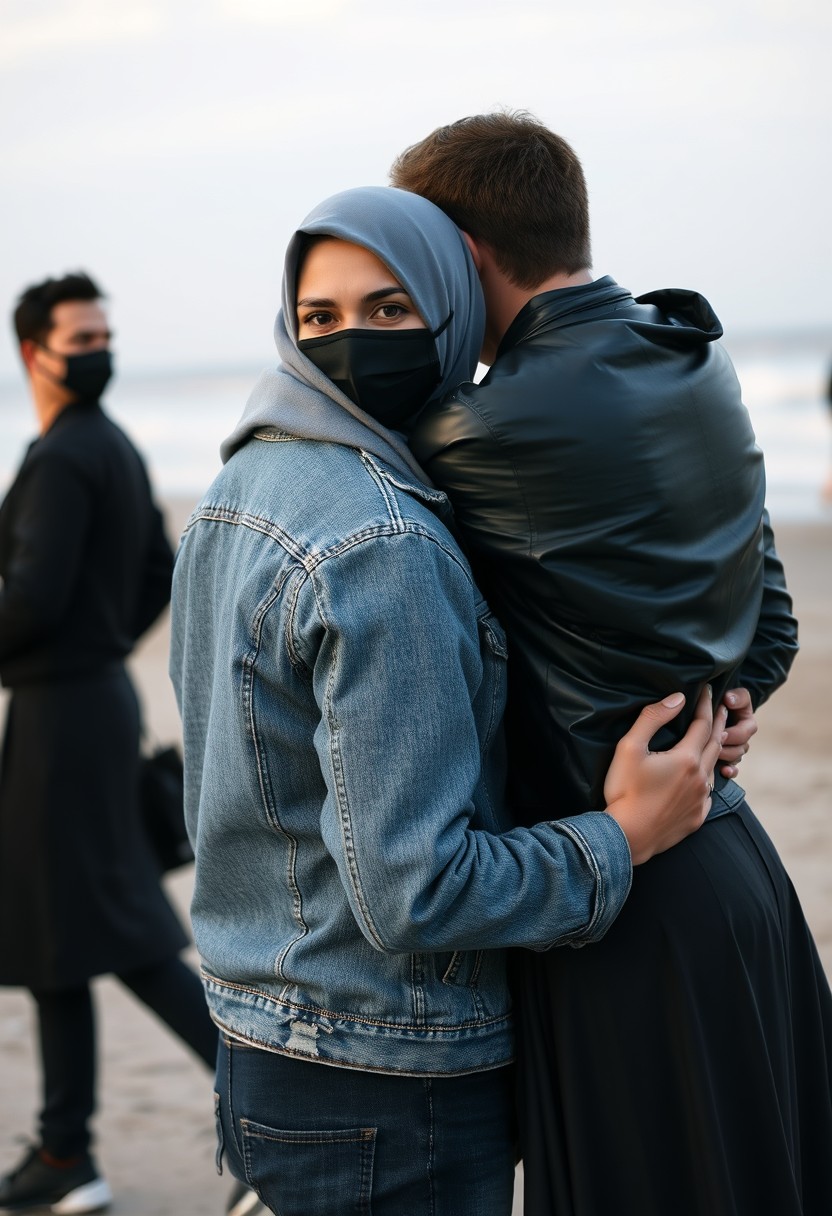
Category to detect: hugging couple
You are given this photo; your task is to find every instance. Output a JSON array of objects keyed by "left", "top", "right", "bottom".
[{"left": 171, "top": 112, "right": 832, "bottom": 1216}]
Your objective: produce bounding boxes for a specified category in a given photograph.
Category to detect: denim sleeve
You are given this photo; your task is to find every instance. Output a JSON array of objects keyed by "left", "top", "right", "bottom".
[{"left": 292, "top": 528, "right": 632, "bottom": 954}]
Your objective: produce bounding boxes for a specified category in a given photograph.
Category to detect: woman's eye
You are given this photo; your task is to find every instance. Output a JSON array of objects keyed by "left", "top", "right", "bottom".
[
  {"left": 304, "top": 311, "right": 334, "bottom": 327},
  {"left": 374, "top": 304, "right": 406, "bottom": 321}
]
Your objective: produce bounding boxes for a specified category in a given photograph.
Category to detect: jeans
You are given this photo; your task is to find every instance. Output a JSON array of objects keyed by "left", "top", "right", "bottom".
[
  {"left": 32, "top": 955, "right": 218, "bottom": 1156},
  {"left": 215, "top": 1036, "right": 517, "bottom": 1216}
]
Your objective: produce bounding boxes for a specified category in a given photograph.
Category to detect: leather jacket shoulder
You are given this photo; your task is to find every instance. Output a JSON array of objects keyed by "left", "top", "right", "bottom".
[{"left": 410, "top": 278, "right": 798, "bottom": 819}]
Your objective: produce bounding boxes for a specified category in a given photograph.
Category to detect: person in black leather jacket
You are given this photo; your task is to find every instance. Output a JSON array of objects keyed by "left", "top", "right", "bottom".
[{"left": 392, "top": 112, "right": 832, "bottom": 1216}]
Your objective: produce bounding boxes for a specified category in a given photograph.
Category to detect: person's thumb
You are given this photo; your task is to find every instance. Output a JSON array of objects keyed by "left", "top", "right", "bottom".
[{"left": 624, "top": 692, "right": 687, "bottom": 752}]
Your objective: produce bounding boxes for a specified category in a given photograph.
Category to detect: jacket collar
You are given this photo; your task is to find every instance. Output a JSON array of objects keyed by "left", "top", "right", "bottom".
[
  {"left": 37, "top": 397, "right": 100, "bottom": 442},
  {"left": 496, "top": 276, "right": 633, "bottom": 358}
]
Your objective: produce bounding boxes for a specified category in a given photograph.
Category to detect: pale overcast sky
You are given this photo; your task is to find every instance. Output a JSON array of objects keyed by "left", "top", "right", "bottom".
[{"left": 1, "top": 0, "right": 830, "bottom": 379}]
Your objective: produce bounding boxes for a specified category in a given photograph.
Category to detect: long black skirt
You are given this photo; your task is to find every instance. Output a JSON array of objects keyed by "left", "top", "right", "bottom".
[
  {"left": 0, "top": 666, "right": 188, "bottom": 990},
  {"left": 516, "top": 800, "right": 832, "bottom": 1216}
]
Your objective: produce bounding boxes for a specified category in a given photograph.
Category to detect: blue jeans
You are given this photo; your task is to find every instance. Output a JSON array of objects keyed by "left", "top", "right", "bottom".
[{"left": 215, "top": 1036, "right": 516, "bottom": 1215}]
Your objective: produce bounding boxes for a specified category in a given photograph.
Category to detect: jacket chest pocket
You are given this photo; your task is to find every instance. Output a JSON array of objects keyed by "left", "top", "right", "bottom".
[{"left": 438, "top": 949, "right": 484, "bottom": 988}]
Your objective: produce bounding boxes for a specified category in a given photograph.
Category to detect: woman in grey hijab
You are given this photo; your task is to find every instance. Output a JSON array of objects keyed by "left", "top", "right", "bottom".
[
  {"left": 172, "top": 187, "right": 722, "bottom": 1216},
  {"left": 221, "top": 185, "right": 485, "bottom": 479}
]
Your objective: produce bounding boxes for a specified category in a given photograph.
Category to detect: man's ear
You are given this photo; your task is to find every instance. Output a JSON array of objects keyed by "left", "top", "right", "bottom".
[
  {"left": 19, "top": 339, "right": 38, "bottom": 374},
  {"left": 461, "top": 231, "right": 483, "bottom": 273}
]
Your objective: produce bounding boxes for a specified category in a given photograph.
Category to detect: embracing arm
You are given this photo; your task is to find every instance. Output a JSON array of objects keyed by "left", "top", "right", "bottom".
[
  {"left": 293, "top": 531, "right": 721, "bottom": 955},
  {"left": 731, "top": 510, "right": 798, "bottom": 709},
  {"left": 717, "top": 511, "right": 798, "bottom": 775}
]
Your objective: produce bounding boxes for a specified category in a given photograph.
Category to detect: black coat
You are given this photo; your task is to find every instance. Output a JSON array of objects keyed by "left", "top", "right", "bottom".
[
  {"left": 410, "top": 277, "right": 799, "bottom": 820},
  {"left": 0, "top": 399, "right": 187, "bottom": 989}
]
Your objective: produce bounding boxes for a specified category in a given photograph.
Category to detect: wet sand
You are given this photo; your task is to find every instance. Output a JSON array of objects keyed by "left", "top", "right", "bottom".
[{"left": 0, "top": 506, "right": 829, "bottom": 1214}]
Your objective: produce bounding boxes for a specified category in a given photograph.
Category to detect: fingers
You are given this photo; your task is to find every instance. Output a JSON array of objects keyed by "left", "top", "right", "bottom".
[
  {"left": 723, "top": 686, "right": 753, "bottom": 716},
  {"left": 719, "top": 740, "right": 750, "bottom": 763},
  {"left": 620, "top": 691, "right": 687, "bottom": 753},
  {"left": 699, "top": 700, "right": 729, "bottom": 776},
  {"left": 669, "top": 684, "right": 718, "bottom": 756},
  {"left": 721, "top": 720, "right": 757, "bottom": 749},
  {"left": 719, "top": 687, "right": 757, "bottom": 772}
]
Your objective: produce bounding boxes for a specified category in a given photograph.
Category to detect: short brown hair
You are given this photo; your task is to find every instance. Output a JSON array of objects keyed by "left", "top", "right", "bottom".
[
  {"left": 390, "top": 111, "right": 591, "bottom": 289},
  {"left": 13, "top": 271, "right": 103, "bottom": 346}
]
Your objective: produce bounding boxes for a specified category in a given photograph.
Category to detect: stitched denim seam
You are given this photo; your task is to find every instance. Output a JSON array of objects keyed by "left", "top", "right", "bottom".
[
  {"left": 441, "top": 952, "right": 462, "bottom": 984},
  {"left": 371, "top": 461, "right": 448, "bottom": 506},
  {"left": 308, "top": 561, "right": 387, "bottom": 954},
  {"left": 425, "top": 1077, "right": 435, "bottom": 1216},
  {"left": 190, "top": 503, "right": 474, "bottom": 588},
  {"left": 477, "top": 617, "right": 506, "bottom": 758},
  {"left": 241, "top": 1121, "right": 375, "bottom": 1145},
  {"left": 202, "top": 971, "right": 510, "bottom": 1031},
  {"left": 252, "top": 428, "right": 297, "bottom": 442},
  {"left": 243, "top": 577, "right": 308, "bottom": 976},
  {"left": 552, "top": 820, "right": 605, "bottom": 939},
  {"left": 184, "top": 505, "right": 308, "bottom": 563},
  {"left": 285, "top": 567, "right": 312, "bottom": 674},
  {"left": 304, "top": 522, "right": 473, "bottom": 580},
  {"left": 217, "top": 1022, "right": 513, "bottom": 1075},
  {"left": 239, "top": 1120, "right": 376, "bottom": 1211},
  {"left": 411, "top": 953, "right": 426, "bottom": 1026},
  {"left": 227, "top": 1039, "right": 243, "bottom": 1162},
  {"left": 360, "top": 451, "right": 405, "bottom": 531},
  {"left": 213, "top": 1091, "right": 223, "bottom": 1176}
]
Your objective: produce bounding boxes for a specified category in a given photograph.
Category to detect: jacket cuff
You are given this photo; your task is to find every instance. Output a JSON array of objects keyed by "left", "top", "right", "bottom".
[{"left": 555, "top": 813, "right": 633, "bottom": 946}]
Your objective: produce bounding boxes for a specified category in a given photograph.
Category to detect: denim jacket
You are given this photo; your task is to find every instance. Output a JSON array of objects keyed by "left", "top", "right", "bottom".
[{"left": 170, "top": 429, "right": 632, "bottom": 1076}]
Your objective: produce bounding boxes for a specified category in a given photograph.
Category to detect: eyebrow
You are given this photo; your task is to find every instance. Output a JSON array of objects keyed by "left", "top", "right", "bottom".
[
  {"left": 70, "top": 329, "right": 114, "bottom": 342},
  {"left": 296, "top": 287, "right": 410, "bottom": 309}
]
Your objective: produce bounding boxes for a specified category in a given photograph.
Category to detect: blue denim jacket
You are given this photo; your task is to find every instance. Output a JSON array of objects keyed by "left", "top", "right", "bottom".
[{"left": 170, "top": 430, "right": 633, "bottom": 1075}]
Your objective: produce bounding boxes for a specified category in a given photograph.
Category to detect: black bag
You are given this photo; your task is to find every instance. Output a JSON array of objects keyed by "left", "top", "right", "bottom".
[{"left": 139, "top": 745, "right": 194, "bottom": 872}]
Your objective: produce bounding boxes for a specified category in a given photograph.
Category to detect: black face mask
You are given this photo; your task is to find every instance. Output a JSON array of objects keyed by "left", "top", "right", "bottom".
[
  {"left": 38, "top": 347, "right": 114, "bottom": 402},
  {"left": 298, "top": 324, "right": 445, "bottom": 431}
]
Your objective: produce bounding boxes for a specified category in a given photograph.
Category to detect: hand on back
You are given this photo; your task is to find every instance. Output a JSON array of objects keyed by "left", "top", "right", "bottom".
[{"left": 603, "top": 687, "right": 728, "bottom": 865}]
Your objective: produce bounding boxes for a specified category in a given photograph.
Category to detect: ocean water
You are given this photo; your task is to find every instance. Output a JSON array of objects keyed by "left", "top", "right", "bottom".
[{"left": 1, "top": 338, "right": 831, "bottom": 525}]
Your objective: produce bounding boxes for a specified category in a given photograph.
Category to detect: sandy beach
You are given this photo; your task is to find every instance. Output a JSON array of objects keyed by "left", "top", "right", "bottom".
[{"left": 0, "top": 502, "right": 829, "bottom": 1215}]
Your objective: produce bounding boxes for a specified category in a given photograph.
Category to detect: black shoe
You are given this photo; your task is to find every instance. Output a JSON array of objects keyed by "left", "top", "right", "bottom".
[
  {"left": 226, "top": 1179, "right": 265, "bottom": 1215},
  {"left": 0, "top": 1145, "right": 112, "bottom": 1213}
]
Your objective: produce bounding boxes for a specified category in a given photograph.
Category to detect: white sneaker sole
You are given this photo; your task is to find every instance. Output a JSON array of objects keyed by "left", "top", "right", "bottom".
[
  {"left": 51, "top": 1177, "right": 112, "bottom": 1214},
  {"left": 227, "top": 1187, "right": 263, "bottom": 1216}
]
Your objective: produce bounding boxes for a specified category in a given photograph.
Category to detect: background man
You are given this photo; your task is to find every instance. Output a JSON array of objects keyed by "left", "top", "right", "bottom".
[{"left": 0, "top": 274, "right": 233, "bottom": 1215}]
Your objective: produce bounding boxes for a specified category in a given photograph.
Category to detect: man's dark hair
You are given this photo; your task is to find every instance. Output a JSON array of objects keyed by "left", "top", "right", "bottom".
[
  {"left": 390, "top": 111, "right": 591, "bottom": 289},
  {"left": 13, "top": 272, "right": 104, "bottom": 346}
]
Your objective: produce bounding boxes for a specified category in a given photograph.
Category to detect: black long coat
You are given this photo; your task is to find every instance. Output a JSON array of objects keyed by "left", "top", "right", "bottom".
[{"left": 0, "top": 398, "right": 188, "bottom": 989}]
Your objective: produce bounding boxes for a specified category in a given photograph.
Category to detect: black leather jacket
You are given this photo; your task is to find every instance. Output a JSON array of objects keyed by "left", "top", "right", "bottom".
[{"left": 410, "top": 277, "right": 798, "bottom": 821}]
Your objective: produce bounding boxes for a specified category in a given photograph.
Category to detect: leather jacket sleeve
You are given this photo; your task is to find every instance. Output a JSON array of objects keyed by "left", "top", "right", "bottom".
[{"left": 732, "top": 510, "right": 798, "bottom": 708}]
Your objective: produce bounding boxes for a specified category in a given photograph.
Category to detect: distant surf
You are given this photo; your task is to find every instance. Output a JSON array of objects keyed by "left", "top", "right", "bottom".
[{"left": 1, "top": 334, "right": 830, "bottom": 524}]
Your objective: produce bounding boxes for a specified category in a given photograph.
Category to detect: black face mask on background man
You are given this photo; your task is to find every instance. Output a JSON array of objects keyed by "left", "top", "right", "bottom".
[
  {"left": 38, "top": 347, "right": 114, "bottom": 402},
  {"left": 298, "top": 320, "right": 449, "bottom": 431}
]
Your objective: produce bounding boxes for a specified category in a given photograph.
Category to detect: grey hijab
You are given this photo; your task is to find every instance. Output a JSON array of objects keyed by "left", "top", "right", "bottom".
[{"left": 221, "top": 186, "right": 485, "bottom": 485}]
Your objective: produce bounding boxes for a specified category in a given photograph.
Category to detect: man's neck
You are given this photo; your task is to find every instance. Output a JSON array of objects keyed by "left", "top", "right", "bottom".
[
  {"left": 30, "top": 382, "right": 73, "bottom": 436},
  {"left": 481, "top": 264, "right": 593, "bottom": 364}
]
